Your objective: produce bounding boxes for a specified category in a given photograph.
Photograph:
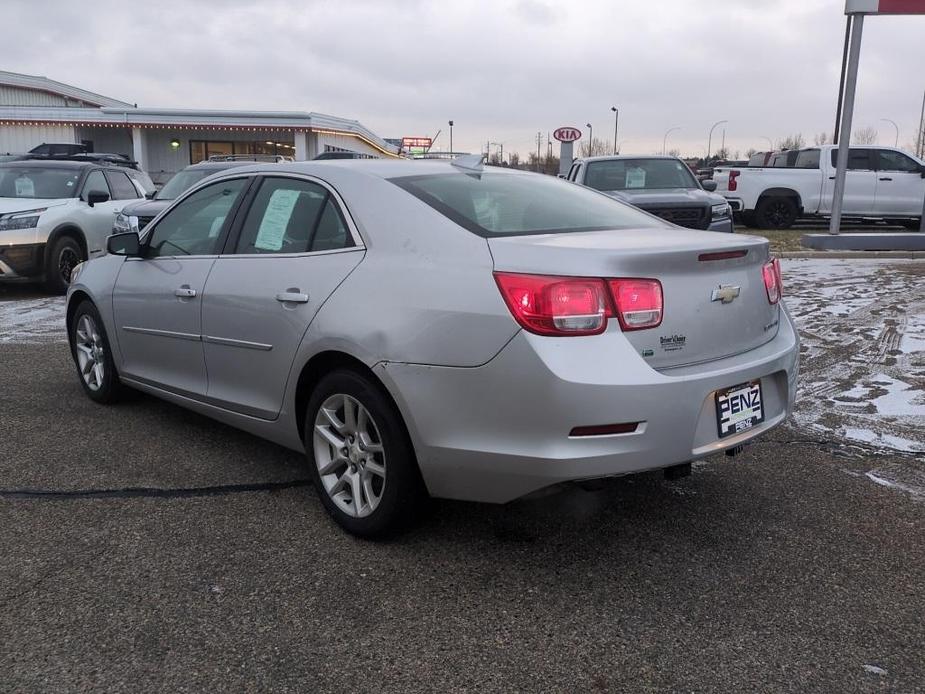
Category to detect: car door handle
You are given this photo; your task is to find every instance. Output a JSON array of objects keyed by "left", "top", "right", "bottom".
[
  {"left": 879, "top": 177, "right": 893, "bottom": 181},
  {"left": 175, "top": 286, "right": 197, "bottom": 298},
  {"left": 275, "top": 291, "right": 309, "bottom": 304}
]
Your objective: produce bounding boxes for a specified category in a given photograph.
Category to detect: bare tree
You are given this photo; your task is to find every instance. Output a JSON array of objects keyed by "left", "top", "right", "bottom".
[
  {"left": 488, "top": 152, "right": 502, "bottom": 165},
  {"left": 667, "top": 148, "right": 681, "bottom": 157},
  {"left": 508, "top": 151, "right": 520, "bottom": 168},
  {"left": 814, "top": 132, "right": 830, "bottom": 146},
  {"left": 853, "top": 126, "right": 878, "bottom": 144},
  {"left": 745, "top": 148, "right": 758, "bottom": 157},
  {"left": 777, "top": 133, "right": 806, "bottom": 150},
  {"left": 580, "top": 137, "right": 611, "bottom": 157}
]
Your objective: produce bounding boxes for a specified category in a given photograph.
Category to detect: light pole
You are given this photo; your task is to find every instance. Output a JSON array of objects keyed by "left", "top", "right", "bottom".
[
  {"left": 611, "top": 107, "right": 619, "bottom": 156},
  {"left": 707, "top": 119, "right": 728, "bottom": 163},
  {"left": 662, "top": 126, "right": 680, "bottom": 155},
  {"left": 880, "top": 118, "right": 899, "bottom": 147},
  {"left": 448, "top": 120, "right": 454, "bottom": 155},
  {"left": 586, "top": 123, "right": 593, "bottom": 157}
]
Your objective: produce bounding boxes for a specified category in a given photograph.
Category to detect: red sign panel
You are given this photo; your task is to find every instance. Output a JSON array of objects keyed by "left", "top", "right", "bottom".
[
  {"left": 401, "top": 137, "right": 432, "bottom": 149},
  {"left": 846, "top": 0, "right": 925, "bottom": 12},
  {"left": 553, "top": 127, "right": 582, "bottom": 143}
]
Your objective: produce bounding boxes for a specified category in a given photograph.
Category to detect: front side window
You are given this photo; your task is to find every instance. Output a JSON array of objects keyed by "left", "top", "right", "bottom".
[
  {"left": 0, "top": 166, "right": 82, "bottom": 199},
  {"left": 877, "top": 150, "right": 921, "bottom": 173},
  {"left": 391, "top": 172, "right": 664, "bottom": 238},
  {"left": 106, "top": 170, "right": 140, "bottom": 200},
  {"left": 83, "top": 170, "right": 110, "bottom": 199},
  {"left": 582, "top": 158, "right": 697, "bottom": 192},
  {"left": 234, "top": 177, "right": 352, "bottom": 254},
  {"left": 145, "top": 178, "right": 247, "bottom": 258}
]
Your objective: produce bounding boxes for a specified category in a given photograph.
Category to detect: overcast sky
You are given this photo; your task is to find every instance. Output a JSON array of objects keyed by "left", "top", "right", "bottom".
[{"left": 7, "top": 0, "right": 925, "bottom": 158}]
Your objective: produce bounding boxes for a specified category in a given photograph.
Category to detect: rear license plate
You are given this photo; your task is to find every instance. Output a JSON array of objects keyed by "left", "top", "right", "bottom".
[{"left": 715, "top": 380, "right": 764, "bottom": 439}]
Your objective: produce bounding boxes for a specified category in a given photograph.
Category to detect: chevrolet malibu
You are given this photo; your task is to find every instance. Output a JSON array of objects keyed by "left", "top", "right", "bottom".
[{"left": 66, "top": 158, "right": 799, "bottom": 537}]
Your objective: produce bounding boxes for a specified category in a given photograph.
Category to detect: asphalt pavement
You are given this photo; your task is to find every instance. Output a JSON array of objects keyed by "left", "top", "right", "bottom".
[{"left": 1, "top": 283, "right": 924, "bottom": 692}]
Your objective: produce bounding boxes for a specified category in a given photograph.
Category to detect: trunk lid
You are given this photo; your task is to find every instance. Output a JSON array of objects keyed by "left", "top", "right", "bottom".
[{"left": 488, "top": 228, "right": 779, "bottom": 369}]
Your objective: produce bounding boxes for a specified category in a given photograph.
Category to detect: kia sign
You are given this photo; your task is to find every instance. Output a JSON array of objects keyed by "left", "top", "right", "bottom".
[
  {"left": 846, "top": 0, "right": 925, "bottom": 13},
  {"left": 553, "top": 127, "right": 582, "bottom": 143}
]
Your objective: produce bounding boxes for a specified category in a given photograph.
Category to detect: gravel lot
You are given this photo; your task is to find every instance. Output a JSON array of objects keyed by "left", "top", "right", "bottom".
[{"left": 1, "top": 261, "right": 924, "bottom": 693}]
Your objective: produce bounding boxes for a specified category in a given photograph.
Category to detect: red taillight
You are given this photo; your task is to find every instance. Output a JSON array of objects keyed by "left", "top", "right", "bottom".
[
  {"left": 494, "top": 273, "right": 663, "bottom": 336},
  {"left": 608, "top": 278, "right": 663, "bottom": 331},
  {"left": 728, "top": 169, "right": 740, "bottom": 192},
  {"left": 494, "top": 273, "right": 610, "bottom": 336},
  {"left": 762, "top": 258, "right": 782, "bottom": 304}
]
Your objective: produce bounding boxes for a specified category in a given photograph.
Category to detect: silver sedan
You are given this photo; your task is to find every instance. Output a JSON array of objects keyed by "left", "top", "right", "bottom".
[{"left": 66, "top": 158, "right": 799, "bottom": 537}]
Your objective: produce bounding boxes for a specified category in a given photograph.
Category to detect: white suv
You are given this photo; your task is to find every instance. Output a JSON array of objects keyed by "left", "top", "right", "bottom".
[{"left": 0, "top": 159, "right": 146, "bottom": 292}]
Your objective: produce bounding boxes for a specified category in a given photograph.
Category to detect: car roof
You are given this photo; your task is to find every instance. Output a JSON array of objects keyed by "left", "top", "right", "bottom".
[
  {"left": 213, "top": 159, "right": 529, "bottom": 180},
  {"left": 0, "top": 159, "right": 95, "bottom": 169},
  {"left": 185, "top": 160, "right": 280, "bottom": 171},
  {"left": 576, "top": 155, "right": 680, "bottom": 163}
]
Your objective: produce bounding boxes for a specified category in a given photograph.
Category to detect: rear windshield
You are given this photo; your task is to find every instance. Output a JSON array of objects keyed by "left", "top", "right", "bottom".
[
  {"left": 794, "top": 149, "right": 820, "bottom": 169},
  {"left": 390, "top": 172, "right": 664, "bottom": 238}
]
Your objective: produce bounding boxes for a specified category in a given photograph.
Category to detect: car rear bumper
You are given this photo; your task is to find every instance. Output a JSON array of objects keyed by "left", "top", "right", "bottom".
[
  {"left": 377, "top": 307, "right": 799, "bottom": 504},
  {"left": 724, "top": 197, "right": 745, "bottom": 212}
]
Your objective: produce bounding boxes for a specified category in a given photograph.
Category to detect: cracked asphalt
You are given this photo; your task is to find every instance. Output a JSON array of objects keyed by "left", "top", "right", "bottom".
[{"left": 2, "top": 279, "right": 925, "bottom": 692}]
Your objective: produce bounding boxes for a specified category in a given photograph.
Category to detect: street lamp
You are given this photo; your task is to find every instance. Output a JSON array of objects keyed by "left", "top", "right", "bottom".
[
  {"left": 448, "top": 120, "right": 454, "bottom": 155},
  {"left": 586, "top": 123, "right": 593, "bottom": 157},
  {"left": 611, "top": 106, "right": 619, "bottom": 156},
  {"left": 662, "top": 126, "right": 680, "bottom": 155},
  {"left": 707, "top": 119, "right": 728, "bottom": 163},
  {"left": 880, "top": 118, "right": 899, "bottom": 147}
]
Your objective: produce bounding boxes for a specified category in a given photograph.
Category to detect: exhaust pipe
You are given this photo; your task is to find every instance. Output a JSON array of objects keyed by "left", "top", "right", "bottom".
[{"left": 725, "top": 444, "right": 746, "bottom": 457}]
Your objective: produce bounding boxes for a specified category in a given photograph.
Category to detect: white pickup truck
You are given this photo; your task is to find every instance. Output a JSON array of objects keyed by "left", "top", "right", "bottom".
[{"left": 713, "top": 145, "right": 925, "bottom": 229}]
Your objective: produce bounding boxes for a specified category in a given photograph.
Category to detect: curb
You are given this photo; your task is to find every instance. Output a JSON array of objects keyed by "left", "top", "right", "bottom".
[{"left": 778, "top": 250, "right": 925, "bottom": 259}]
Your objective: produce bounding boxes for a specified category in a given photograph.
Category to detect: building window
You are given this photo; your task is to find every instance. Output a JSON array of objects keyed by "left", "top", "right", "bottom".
[{"left": 189, "top": 139, "right": 296, "bottom": 164}]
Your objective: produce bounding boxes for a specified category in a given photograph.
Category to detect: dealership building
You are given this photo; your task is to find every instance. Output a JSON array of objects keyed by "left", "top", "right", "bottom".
[{"left": 0, "top": 70, "right": 399, "bottom": 183}]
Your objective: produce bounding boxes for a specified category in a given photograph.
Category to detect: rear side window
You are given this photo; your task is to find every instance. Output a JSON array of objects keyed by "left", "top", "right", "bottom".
[
  {"left": 234, "top": 177, "right": 353, "bottom": 254},
  {"left": 391, "top": 172, "right": 664, "bottom": 238},
  {"left": 794, "top": 149, "right": 820, "bottom": 169},
  {"left": 831, "top": 148, "right": 873, "bottom": 170},
  {"left": 106, "top": 170, "right": 141, "bottom": 200}
]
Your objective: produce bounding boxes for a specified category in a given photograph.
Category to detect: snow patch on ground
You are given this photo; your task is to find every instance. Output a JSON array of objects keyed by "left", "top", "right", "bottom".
[
  {"left": 782, "top": 259, "right": 925, "bottom": 455},
  {"left": 0, "top": 297, "right": 66, "bottom": 344}
]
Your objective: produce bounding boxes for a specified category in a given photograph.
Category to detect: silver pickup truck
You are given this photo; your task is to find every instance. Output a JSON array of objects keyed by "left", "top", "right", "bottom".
[{"left": 564, "top": 155, "right": 734, "bottom": 232}]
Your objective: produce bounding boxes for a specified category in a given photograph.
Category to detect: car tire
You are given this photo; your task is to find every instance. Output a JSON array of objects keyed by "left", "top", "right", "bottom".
[
  {"left": 69, "top": 300, "right": 123, "bottom": 404},
  {"left": 305, "top": 369, "right": 427, "bottom": 538},
  {"left": 755, "top": 197, "right": 798, "bottom": 230},
  {"left": 45, "top": 235, "right": 83, "bottom": 294},
  {"left": 739, "top": 211, "right": 757, "bottom": 228}
]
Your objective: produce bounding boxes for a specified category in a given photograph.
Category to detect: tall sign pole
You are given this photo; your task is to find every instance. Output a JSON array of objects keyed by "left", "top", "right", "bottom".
[
  {"left": 829, "top": 13, "right": 864, "bottom": 235},
  {"left": 553, "top": 127, "right": 582, "bottom": 176}
]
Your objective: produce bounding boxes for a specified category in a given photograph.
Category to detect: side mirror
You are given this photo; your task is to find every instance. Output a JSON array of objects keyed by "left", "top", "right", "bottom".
[
  {"left": 702, "top": 180, "right": 718, "bottom": 192},
  {"left": 107, "top": 231, "right": 140, "bottom": 257},
  {"left": 87, "top": 190, "right": 110, "bottom": 207}
]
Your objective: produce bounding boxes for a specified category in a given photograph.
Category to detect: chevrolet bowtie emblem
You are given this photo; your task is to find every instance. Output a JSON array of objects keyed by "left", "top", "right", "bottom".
[{"left": 711, "top": 285, "right": 741, "bottom": 304}]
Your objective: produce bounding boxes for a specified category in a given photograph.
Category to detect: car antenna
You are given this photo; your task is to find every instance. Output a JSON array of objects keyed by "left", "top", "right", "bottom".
[{"left": 450, "top": 154, "right": 484, "bottom": 172}]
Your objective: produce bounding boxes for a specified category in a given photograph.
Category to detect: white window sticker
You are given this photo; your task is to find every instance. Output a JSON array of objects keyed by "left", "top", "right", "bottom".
[
  {"left": 625, "top": 168, "right": 646, "bottom": 189},
  {"left": 15, "top": 177, "right": 35, "bottom": 197},
  {"left": 255, "top": 189, "right": 300, "bottom": 251}
]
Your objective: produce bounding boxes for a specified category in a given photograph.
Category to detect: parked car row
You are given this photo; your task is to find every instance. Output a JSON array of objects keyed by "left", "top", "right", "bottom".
[
  {"left": 713, "top": 145, "right": 925, "bottom": 229},
  {"left": 64, "top": 155, "right": 798, "bottom": 537}
]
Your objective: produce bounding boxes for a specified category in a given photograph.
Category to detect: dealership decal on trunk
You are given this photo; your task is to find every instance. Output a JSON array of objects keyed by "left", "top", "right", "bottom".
[{"left": 660, "top": 334, "right": 687, "bottom": 352}]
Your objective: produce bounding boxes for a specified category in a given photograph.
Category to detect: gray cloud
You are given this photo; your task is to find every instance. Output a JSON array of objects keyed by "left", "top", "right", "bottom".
[{"left": 5, "top": 0, "right": 924, "bottom": 157}]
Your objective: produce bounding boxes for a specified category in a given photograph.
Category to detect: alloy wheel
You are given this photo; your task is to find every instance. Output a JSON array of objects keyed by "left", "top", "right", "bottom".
[
  {"left": 313, "top": 394, "right": 387, "bottom": 518},
  {"left": 74, "top": 314, "right": 106, "bottom": 391},
  {"left": 767, "top": 201, "right": 791, "bottom": 227}
]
